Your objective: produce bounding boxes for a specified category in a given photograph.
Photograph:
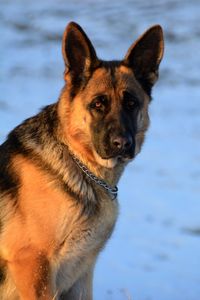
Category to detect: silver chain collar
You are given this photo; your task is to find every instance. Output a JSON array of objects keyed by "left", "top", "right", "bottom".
[{"left": 69, "top": 151, "right": 118, "bottom": 200}]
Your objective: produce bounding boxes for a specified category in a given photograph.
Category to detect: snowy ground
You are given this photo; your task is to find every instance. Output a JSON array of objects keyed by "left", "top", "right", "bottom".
[{"left": 0, "top": 0, "right": 200, "bottom": 299}]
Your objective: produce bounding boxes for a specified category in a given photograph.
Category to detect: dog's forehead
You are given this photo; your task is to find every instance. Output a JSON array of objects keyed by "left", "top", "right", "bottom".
[{"left": 84, "top": 65, "right": 143, "bottom": 98}]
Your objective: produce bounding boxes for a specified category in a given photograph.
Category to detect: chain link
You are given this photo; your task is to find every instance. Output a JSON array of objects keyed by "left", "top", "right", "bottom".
[{"left": 71, "top": 154, "right": 118, "bottom": 200}]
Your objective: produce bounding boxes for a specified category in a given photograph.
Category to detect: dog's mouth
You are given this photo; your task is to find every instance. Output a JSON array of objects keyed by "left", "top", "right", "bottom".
[
  {"left": 116, "top": 154, "right": 134, "bottom": 162},
  {"left": 97, "top": 145, "right": 135, "bottom": 160},
  {"left": 91, "top": 132, "right": 135, "bottom": 168},
  {"left": 93, "top": 148, "right": 135, "bottom": 168}
]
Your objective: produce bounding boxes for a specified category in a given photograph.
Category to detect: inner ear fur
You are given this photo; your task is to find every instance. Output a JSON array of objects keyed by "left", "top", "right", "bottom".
[
  {"left": 62, "top": 22, "right": 99, "bottom": 83},
  {"left": 124, "top": 25, "right": 164, "bottom": 95}
]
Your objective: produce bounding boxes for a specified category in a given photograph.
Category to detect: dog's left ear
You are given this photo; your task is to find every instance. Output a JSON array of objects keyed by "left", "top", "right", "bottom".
[
  {"left": 124, "top": 25, "right": 164, "bottom": 95},
  {"left": 62, "top": 22, "right": 99, "bottom": 84}
]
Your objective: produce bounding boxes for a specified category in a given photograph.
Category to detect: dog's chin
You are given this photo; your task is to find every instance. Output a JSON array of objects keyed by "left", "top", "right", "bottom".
[
  {"left": 93, "top": 151, "right": 118, "bottom": 168},
  {"left": 117, "top": 155, "right": 134, "bottom": 164},
  {"left": 93, "top": 150, "right": 134, "bottom": 169}
]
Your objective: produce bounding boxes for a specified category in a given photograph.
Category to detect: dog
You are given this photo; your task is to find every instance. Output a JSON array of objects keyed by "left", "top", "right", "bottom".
[{"left": 0, "top": 22, "right": 164, "bottom": 299}]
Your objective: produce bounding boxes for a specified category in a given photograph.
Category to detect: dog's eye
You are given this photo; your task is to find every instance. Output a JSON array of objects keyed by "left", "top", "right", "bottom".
[
  {"left": 123, "top": 91, "right": 139, "bottom": 111},
  {"left": 90, "top": 95, "right": 108, "bottom": 112},
  {"left": 94, "top": 100, "right": 103, "bottom": 109},
  {"left": 126, "top": 99, "right": 135, "bottom": 109}
]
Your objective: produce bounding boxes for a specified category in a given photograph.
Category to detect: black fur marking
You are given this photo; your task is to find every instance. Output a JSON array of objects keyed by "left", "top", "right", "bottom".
[
  {"left": 0, "top": 266, "right": 6, "bottom": 284},
  {"left": 120, "top": 61, "right": 151, "bottom": 96},
  {"left": 0, "top": 219, "right": 3, "bottom": 234},
  {"left": 134, "top": 76, "right": 153, "bottom": 96},
  {"left": 100, "top": 60, "right": 121, "bottom": 69},
  {"left": 34, "top": 254, "right": 50, "bottom": 298},
  {"left": 0, "top": 140, "right": 20, "bottom": 198},
  {"left": 91, "top": 113, "right": 136, "bottom": 160}
]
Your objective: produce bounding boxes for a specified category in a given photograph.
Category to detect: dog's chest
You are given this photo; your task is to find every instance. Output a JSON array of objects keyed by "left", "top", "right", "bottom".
[{"left": 55, "top": 196, "right": 118, "bottom": 292}]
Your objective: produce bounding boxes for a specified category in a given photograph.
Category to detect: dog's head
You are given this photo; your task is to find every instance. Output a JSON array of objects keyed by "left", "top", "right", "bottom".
[{"left": 59, "top": 22, "right": 164, "bottom": 168}]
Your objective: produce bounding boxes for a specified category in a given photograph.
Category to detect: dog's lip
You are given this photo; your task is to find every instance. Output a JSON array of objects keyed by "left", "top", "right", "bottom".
[
  {"left": 95, "top": 147, "right": 135, "bottom": 163},
  {"left": 98, "top": 153, "right": 134, "bottom": 161},
  {"left": 117, "top": 154, "right": 134, "bottom": 162},
  {"left": 93, "top": 149, "right": 134, "bottom": 168}
]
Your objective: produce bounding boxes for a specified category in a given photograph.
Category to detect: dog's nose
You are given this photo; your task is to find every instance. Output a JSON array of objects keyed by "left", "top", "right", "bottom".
[{"left": 112, "top": 135, "right": 133, "bottom": 152}]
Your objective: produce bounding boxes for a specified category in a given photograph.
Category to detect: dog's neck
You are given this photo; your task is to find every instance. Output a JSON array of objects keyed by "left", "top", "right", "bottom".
[
  {"left": 64, "top": 140, "right": 122, "bottom": 184},
  {"left": 66, "top": 145, "right": 119, "bottom": 200}
]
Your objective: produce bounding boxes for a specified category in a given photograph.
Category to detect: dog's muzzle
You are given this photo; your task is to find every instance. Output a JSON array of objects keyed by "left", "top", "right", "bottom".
[{"left": 110, "top": 133, "right": 133, "bottom": 154}]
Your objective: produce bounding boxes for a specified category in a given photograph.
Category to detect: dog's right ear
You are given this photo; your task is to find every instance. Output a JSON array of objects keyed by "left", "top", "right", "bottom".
[{"left": 62, "top": 22, "right": 99, "bottom": 83}]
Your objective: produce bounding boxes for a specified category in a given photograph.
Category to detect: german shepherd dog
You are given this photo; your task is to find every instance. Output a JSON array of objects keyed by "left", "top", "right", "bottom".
[{"left": 0, "top": 22, "right": 164, "bottom": 299}]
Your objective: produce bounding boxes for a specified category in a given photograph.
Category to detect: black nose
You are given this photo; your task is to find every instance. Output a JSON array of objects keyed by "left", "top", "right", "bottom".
[{"left": 111, "top": 134, "right": 133, "bottom": 152}]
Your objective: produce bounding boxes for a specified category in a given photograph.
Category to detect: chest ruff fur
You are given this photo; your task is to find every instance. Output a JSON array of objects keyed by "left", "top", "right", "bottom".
[{"left": 0, "top": 153, "right": 118, "bottom": 299}]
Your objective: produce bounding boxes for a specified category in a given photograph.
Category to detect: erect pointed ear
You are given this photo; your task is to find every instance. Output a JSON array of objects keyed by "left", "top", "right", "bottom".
[
  {"left": 62, "top": 22, "right": 99, "bottom": 84},
  {"left": 123, "top": 25, "right": 164, "bottom": 95}
]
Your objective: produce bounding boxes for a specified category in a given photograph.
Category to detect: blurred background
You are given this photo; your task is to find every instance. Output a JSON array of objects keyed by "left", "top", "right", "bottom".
[{"left": 0, "top": 0, "right": 200, "bottom": 299}]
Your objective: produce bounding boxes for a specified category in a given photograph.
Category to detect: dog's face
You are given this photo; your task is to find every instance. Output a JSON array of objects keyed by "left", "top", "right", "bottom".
[{"left": 60, "top": 22, "right": 164, "bottom": 168}]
